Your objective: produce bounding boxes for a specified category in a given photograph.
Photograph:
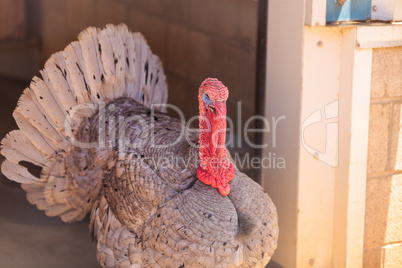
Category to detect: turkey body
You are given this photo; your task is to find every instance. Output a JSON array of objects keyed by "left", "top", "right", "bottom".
[
  {"left": 1, "top": 24, "right": 278, "bottom": 267},
  {"left": 87, "top": 98, "right": 277, "bottom": 267}
]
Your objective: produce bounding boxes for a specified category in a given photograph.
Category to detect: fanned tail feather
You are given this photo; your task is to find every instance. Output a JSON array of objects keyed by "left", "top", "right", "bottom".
[{"left": 1, "top": 24, "right": 168, "bottom": 223}]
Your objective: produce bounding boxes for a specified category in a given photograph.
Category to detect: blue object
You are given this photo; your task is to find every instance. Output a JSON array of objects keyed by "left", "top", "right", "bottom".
[
  {"left": 326, "top": 0, "right": 371, "bottom": 22},
  {"left": 202, "top": 92, "right": 213, "bottom": 107}
]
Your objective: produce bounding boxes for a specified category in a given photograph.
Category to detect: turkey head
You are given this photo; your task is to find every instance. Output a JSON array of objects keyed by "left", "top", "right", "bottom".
[{"left": 197, "top": 78, "right": 235, "bottom": 196}]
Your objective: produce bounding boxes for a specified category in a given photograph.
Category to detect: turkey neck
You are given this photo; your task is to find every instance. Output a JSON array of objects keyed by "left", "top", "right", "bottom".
[
  {"left": 198, "top": 98, "right": 227, "bottom": 159},
  {"left": 197, "top": 92, "right": 235, "bottom": 196}
]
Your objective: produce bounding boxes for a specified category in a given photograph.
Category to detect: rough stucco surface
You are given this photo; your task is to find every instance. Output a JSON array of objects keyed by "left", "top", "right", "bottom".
[{"left": 365, "top": 47, "right": 402, "bottom": 268}]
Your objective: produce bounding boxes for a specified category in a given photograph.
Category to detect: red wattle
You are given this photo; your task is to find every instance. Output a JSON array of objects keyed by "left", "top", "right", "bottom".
[
  {"left": 197, "top": 162, "right": 235, "bottom": 196},
  {"left": 218, "top": 182, "right": 230, "bottom": 196},
  {"left": 197, "top": 166, "right": 217, "bottom": 188}
]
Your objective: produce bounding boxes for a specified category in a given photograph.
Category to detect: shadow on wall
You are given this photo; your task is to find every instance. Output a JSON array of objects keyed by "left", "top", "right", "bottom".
[{"left": 265, "top": 259, "right": 283, "bottom": 268}]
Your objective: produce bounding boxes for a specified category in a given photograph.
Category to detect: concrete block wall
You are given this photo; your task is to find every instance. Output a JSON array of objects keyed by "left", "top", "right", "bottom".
[{"left": 364, "top": 47, "right": 402, "bottom": 267}]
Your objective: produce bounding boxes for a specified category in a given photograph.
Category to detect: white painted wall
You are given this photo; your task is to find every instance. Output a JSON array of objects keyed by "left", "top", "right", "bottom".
[
  {"left": 372, "top": 0, "right": 402, "bottom": 21},
  {"left": 263, "top": 1, "right": 305, "bottom": 266},
  {"left": 297, "top": 26, "right": 342, "bottom": 267}
]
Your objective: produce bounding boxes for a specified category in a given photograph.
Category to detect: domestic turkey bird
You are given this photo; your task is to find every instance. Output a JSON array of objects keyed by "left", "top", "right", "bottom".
[{"left": 1, "top": 24, "right": 278, "bottom": 267}]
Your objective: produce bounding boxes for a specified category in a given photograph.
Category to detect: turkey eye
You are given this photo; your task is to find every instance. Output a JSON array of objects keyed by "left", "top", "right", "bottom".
[{"left": 202, "top": 93, "right": 212, "bottom": 105}]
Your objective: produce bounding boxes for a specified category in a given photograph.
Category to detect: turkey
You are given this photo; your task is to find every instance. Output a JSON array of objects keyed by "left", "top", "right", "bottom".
[{"left": 1, "top": 24, "right": 278, "bottom": 267}]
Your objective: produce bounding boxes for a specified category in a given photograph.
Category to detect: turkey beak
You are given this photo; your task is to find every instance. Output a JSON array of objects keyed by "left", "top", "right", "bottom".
[
  {"left": 209, "top": 105, "right": 217, "bottom": 115},
  {"left": 211, "top": 101, "right": 227, "bottom": 156}
]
